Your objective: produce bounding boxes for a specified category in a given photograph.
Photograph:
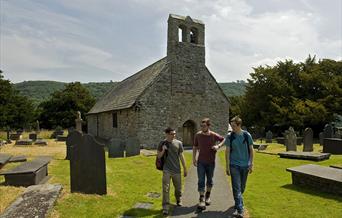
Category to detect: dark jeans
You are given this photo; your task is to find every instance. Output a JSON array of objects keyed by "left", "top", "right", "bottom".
[
  {"left": 197, "top": 161, "right": 215, "bottom": 193},
  {"left": 230, "top": 164, "right": 249, "bottom": 213}
]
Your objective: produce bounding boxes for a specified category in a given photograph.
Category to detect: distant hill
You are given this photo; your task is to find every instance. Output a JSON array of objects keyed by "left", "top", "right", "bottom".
[{"left": 13, "top": 81, "right": 245, "bottom": 106}]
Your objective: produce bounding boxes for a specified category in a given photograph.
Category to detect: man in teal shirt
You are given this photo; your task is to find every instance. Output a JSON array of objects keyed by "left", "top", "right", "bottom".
[{"left": 218, "top": 116, "right": 254, "bottom": 218}]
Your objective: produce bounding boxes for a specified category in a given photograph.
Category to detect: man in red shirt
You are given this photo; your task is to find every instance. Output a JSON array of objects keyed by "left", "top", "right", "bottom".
[{"left": 193, "top": 118, "right": 224, "bottom": 209}]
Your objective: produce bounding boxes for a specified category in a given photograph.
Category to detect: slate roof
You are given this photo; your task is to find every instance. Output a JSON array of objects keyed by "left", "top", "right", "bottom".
[{"left": 87, "top": 57, "right": 167, "bottom": 114}]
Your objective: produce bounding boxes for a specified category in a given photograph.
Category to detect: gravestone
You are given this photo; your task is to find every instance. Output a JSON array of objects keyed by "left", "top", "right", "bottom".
[
  {"left": 10, "top": 133, "right": 22, "bottom": 140},
  {"left": 323, "top": 123, "right": 334, "bottom": 138},
  {"left": 323, "top": 138, "right": 342, "bottom": 154},
  {"left": 9, "top": 155, "right": 27, "bottom": 163},
  {"left": 285, "top": 127, "right": 297, "bottom": 151},
  {"left": 69, "top": 131, "right": 107, "bottom": 195},
  {"left": 29, "top": 133, "right": 37, "bottom": 141},
  {"left": 75, "top": 111, "right": 83, "bottom": 132},
  {"left": 126, "top": 137, "right": 140, "bottom": 157},
  {"left": 265, "top": 130, "right": 273, "bottom": 143},
  {"left": 51, "top": 129, "right": 64, "bottom": 139},
  {"left": 66, "top": 131, "right": 79, "bottom": 160},
  {"left": 319, "top": 132, "right": 324, "bottom": 146},
  {"left": 108, "top": 139, "right": 125, "bottom": 158},
  {"left": 0, "top": 184, "right": 62, "bottom": 218},
  {"left": 303, "top": 128, "right": 313, "bottom": 152}
]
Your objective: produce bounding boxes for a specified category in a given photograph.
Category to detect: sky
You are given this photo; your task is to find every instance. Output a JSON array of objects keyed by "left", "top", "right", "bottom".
[{"left": 0, "top": 0, "right": 341, "bottom": 83}]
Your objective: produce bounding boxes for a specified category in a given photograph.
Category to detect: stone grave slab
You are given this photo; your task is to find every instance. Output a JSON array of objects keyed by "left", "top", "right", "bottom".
[
  {"left": 146, "top": 192, "right": 161, "bottom": 199},
  {"left": 258, "top": 144, "right": 268, "bottom": 151},
  {"left": 0, "top": 156, "right": 52, "bottom": 187},
  {"left": 323, "top": 138, "right": 342, "bottom": 154},
  {"left": 69, "top": 132, "right": 107, "bottom": 195},
  {"left": 35, "top": 139, "right": 48, "bottom": 146},
  {"left": 56, "top": 135, "right": 67, "bottom": 142},
  {"left": 15, "top": 139, "right": 33, "bottom": 146},
  {"left": 279, "top": 151, "right": 330, "bottom": 161},
  {"left": 0, "top": 184, "right": 62, "bottom": 218},
  {"left": 140, "top": 149, "right": 157, "bottom": 157},
  {"left": 108, "top": 139, "right": 125, "bottom": 158},
  {"left": 9, "top": 155, "right": 27, "bottom": 163},
  {"left": 0, "top": 153, "right": 12, "bottom": 168},
  {"left": 286, "top": 164, "right": 342, "bottom": 195},
  {"left": 330, "top": 165, "right": 342, "bottom": 170},
  {"left": 51, "top": 130, "right": 64, "bottom": 139},
  {"left": 126, "top": 137, "right": 140, "bottom": 157},
  {"left": 133, "top": 202, "right": 153, "bottom": 209}
]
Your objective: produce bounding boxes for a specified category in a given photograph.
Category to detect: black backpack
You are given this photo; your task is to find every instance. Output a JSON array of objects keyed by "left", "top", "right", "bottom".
[
  {"left": 156, "top": 141, "right": 168, "bottom": 171},
  {"left": 228, "top": 131, "right": 250, "bottom": 157}
]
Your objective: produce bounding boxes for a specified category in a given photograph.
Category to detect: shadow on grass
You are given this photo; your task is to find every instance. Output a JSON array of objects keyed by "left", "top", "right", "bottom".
[
  {"left": 171, "top": 205, "right": 236, "bottom": 217},
  {"left": 123, "top": 208, "right": 162, "bottom": 217},
  {"left": 281, "top": 184, "right": 342, "bottom": 201}
]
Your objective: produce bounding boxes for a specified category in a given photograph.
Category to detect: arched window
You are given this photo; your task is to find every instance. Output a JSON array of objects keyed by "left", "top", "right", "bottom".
[
  {"left": 178, "top": 25, "right": 186, "bottom": 42},
  {"left": 190, "top": 27, "right": 198, "bottom": 44}
]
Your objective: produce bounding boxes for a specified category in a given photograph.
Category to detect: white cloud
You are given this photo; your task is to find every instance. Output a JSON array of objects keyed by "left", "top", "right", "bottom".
[{"left": 0, "top": 0, "right": 341, "bottom": 83}]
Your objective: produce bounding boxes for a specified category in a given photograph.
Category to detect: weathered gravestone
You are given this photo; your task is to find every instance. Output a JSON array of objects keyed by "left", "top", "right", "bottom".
[
  {"left": 108, "top": 139, "right": 125, "bottom": 158},
  {"left": 323, "top": 138, "right": 342, "bottom": 154},
  {"left": 29, "top": 133, "right": 37, "bottom": 141},
  {"left": 68, "top": 131, "right": 107, "bottom": 195},
  {"left": 126, "top": 137, "right": 140, "bottom": 157},
  {"left": 319, "top": 132, "right": 324, "bottom": 146},
  {"left": 285, "top": 127, "right": 297, "bottom": 151},
  {"left": 9, "top": 133, "right": 22, "bottom": 140},
  {"left": 51, "top": 129, "right": 64, "bottom": 139},
  {"left": 323, "top": 123, "right": 334, "bottom": 138},
  {"left": 265, "top": 130, "right": 273, "bottom": 143},
  {"left": 303, "top": 128, "right": 313, "bottom": 152},
  {"left": 0, "top": 184, "right": 62, "bottom": 218}
]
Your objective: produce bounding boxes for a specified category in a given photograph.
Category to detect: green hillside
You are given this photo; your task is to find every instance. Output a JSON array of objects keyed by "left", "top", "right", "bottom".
[{"left": 13, "top": 80, "right": 245, "bottom": 106}]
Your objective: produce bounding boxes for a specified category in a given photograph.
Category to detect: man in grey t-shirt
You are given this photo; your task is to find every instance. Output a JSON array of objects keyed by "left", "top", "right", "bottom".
[{"left": 157, "top": 127, "right": 187, "bottom": 216}]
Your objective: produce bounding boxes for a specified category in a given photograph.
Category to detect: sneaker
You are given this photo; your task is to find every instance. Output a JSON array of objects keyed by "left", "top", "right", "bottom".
[
  {"left": 176, "top": 200, "right": 183, "bottom": 206},
  {"left": 198, "top": 195, "right": 206, "bottom": 209},
  {"left": 205, "top": 192, "right": 211, "bottom": 205},
  {"left": 162, "top": 209, "right": 169, "bottom": 216}
]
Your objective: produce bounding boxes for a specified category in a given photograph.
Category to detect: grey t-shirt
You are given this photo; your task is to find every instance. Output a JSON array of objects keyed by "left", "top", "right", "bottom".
[{"left": 158, "top": 139, "right": 184, "bottom": 174}]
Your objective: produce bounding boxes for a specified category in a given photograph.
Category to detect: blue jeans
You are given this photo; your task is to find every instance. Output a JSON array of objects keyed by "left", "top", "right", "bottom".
[
  {"left": 230, "top": 164, "right": 249, "bottom": 213},
  {"left": 197, "top": 161, "right": 215, "bottom": 193}
]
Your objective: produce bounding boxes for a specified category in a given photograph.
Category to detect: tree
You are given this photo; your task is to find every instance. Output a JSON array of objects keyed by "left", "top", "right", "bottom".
[
  {"left": 0, "top": 70, "right": 36, "bottom": 129},
  {"left": 38, "top": 82, "right": 96, "bottom": 129},
  {"left": 241, "top": 56, "right": 342, "bottom": 135}
]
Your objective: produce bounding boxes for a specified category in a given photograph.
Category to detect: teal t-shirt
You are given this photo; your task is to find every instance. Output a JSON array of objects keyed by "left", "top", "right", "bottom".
[{"left": 224, "top": 131, "right": 253, "bottom": 167}]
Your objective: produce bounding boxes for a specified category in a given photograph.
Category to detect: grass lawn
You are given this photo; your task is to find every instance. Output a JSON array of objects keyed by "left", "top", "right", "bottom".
[
  {"left": 0, "top": 140, "right": 192, "bottom": 217},
  {"left": 218, "top": 143, "right": 342, "bottom": 218}
]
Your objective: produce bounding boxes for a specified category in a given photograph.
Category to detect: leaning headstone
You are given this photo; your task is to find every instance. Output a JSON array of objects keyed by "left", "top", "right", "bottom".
[
  {"left": 126, "top": 137, "right": 140, "bottom": 157},
  {"left": 303, "top": 128, "right": 313, "bottom": 152},
  {"left": 319, "top": 132, "right": 324, "bottom": 146},
  {"left": 323, "top": 123, "right": 334, "bottom": 138},
  {"left": 29, "top": 133, "right": 37, "bottom": 141},
  {"left": 266, "top": 130, "right": 273, "bottom": 143},
  {"left": 69, "top": 131, "right": 107, "bottom": 195},
  {"left": 285, "top": 127, "right": 297, "bottom": 151},
  {"left": 0, "top": 184, "right": 62, "bottom": 218},
  {"left": 108, "top": 139, "right": 125, "bottom": 158}
]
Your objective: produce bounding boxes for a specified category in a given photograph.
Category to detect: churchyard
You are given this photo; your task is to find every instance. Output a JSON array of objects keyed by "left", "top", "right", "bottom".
[{"left": 0, "top": 129, "right": 341, "bottom": 217}]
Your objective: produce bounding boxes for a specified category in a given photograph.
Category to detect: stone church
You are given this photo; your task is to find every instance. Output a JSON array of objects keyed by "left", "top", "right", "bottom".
[{"left": 87, "top": 14, "right": 230, "bottom": 148}]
